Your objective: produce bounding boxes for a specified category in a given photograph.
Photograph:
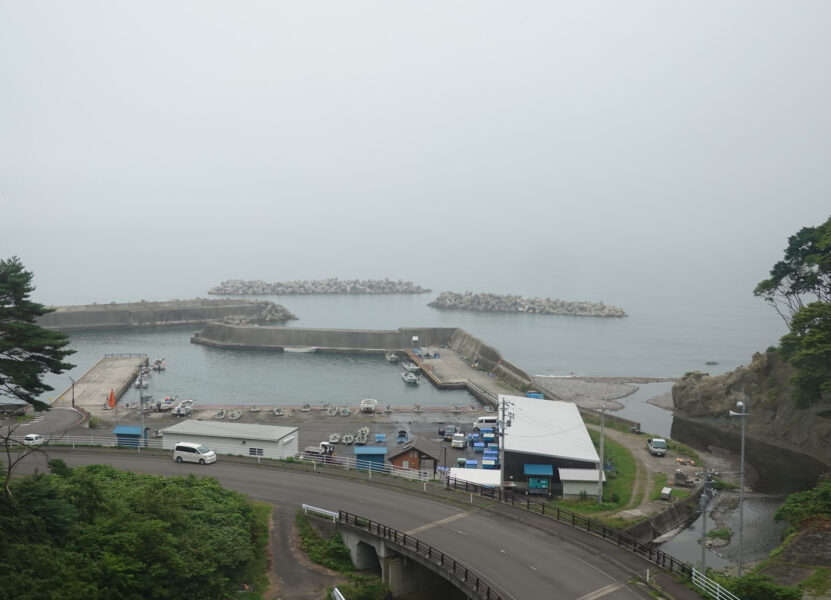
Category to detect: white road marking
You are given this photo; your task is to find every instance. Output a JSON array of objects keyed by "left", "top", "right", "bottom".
[
  {"left": 576, "top": 582, "right": 625, "bottom": 600},
  {"left": 405, "top": 511, "right": 469, "bottom": 535}
]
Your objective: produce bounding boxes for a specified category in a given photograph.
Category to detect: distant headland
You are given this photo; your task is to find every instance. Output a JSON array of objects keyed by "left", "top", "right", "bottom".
[
  {"left": 208, "top": 278, "right": 431, "bottom": 295},
  {"left": 428, "top": 291, "right": 626, "bottom": 318}
]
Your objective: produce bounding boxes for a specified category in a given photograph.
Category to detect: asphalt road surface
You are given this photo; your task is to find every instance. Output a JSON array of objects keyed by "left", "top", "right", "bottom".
[{"left": 13, "top": 449, "right": 659, "bottom": 600}]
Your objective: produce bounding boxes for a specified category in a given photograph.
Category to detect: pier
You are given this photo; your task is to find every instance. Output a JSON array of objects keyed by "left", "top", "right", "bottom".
[{"left": 51, "top": 354, "right": 147, "bottom": 418}]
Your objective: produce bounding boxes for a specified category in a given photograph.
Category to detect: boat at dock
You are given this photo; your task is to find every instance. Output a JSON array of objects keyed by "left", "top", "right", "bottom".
[
  {"left": 385, "top": 352, "right": 399, "bottom": 362},
  {"left": 360, "top": 398, "right": 378, "bottom": 413},
  {"left": 401, "top": 371, "right": 420, "bottom": 385},
  {"left": 284, "top": 346, "right": 317, "bottom": 353},
  {"left": 401, "top": 361, "right": 420, "bottom": 373}
]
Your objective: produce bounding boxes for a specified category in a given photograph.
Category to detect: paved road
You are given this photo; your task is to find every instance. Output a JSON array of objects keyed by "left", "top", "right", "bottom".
[{"left": 14, "top": 450, "right": 658, "bottom": 600}]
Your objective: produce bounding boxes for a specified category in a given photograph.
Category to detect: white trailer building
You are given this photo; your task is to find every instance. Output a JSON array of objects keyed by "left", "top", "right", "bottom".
[{"left": 161, "top": 420, "right": 298, "bottom": 460}]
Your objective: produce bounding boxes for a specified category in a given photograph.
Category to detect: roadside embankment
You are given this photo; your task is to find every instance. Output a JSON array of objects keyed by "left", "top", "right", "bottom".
[{"left": 38, "top": 298, "right": 296, "bottom": 331}]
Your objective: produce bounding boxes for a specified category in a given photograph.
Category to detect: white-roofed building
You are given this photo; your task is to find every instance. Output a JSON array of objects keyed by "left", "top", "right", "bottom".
[
  {"left": 161, "top": 420, "right": 298, "bottom": 460},
  {"left": 447, "top": 467, "right": 502, "bottom": 488},
  {"left": 500, "top": 394, "right": 599, "bottom": 496},
  {"left": 559, "top": 468, "right": 606, "bottom": 499}
]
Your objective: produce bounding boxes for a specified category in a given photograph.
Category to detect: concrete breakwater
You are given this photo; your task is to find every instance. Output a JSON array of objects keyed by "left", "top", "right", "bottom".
[
  {"left": 208, "top": 278, "right": 431, "bottom": 295},
  {"left": 428, "top": 291, "right": 626, "bottom": 317},
  {"left": 38, "top": 298, "right": 296, "bottom": 331}
]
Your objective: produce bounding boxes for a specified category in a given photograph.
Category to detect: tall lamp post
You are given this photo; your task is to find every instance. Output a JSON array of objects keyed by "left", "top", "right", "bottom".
[
  {"left": 729, "top": 400, "right": 749, "bottom": 577},
  {"left": 68, "top": 376, "right": 75, "bottom": 408}
]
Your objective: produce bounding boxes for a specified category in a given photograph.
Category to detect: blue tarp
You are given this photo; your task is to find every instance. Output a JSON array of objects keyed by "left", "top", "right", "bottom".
[
  {"left": 524, "top": 464, "right": 554, "bottom": 476},
  {"left": 465, "top": 459, "right": 478, "bottom": 468},
  {"left": 374, "top": 433, "right": 386, "bottom": 443},
  {"left": 473, "top": 442, "right": 485, "bottom": 453}
]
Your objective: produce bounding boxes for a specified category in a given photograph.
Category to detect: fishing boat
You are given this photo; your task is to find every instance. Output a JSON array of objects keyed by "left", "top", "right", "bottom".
[
  {"left": 273, "top": 406, "right": 283, "bottom": 416},
  {"left": 151, "top": 358, "right": 166, "bottom": 372},
  {"left": 214, "top": 409, "right": 226, "bottom": 419},
  {"left": 360, "top": 398, "right": 378, "bottom": 413},
  {"left": 341, "top": 433, "right": 354, "bottom": 445},
  {"left": 401, "top": 371, "right": 420, "bottom": 385},
  {"left": 284, "top": 346, "right": 317, "bottom": 353},
  {"left": 326, "top": 405, "right": 338, "bottom": 416},
  {"left": 301, "top": 403, "right": 312, "bottom": 412},
  {"left": 249, "top": 405, "right": 260, "bottom": 412},
  {"left": 229, "top": 410, "right": 242, "bottom": 420},
  {"left": 385, "top": 352, "right": 398, "bottom": 362},
  {"left": 328, "top": 432, "right": 341, "bottom": 444},
  {"left": 402, "top": 361, "right": 420, "bottom": 373},
  {"left": 340, "top": 406, "right": 351, "bottom": 417}
]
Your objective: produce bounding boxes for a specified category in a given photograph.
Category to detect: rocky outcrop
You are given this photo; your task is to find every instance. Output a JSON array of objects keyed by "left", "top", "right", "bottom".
[
  {"left": 209, "top": 278, "right": 431, "bottom": 295},
  {"left": 38, "top": 298, "right": 296, "bottom": 331},
  {"left": 671, "top": 351, "right": 831, "bottom": 492},
  {"left": 428, "top": 291, "right": 626, "bottom": 317}
]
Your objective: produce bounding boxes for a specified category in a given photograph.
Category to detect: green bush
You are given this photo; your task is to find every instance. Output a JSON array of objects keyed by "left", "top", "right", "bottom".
[
  {"left": 706, "top": 527, "right": 731, "bottom": 541},
  {"left": 725, "top": 573, "right": 802, "bottom": 600},
  {"left": 774, "top": 476, "right": 831, "bottom": 529},
  {"left": 294, "top": 513, "right": 353, "bottom": 573}
]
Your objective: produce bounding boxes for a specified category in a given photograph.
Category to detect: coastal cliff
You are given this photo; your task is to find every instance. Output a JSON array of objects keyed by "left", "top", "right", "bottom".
[{"left": 671, "top": 351, "right": 831, "bottom": 492}]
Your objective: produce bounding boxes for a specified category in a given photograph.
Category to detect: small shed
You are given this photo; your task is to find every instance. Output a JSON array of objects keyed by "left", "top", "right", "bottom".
[
  {"left": 112, "top": 426, "right": 143, "bottom": 448},
  {"left": 559, "top": 468, "right": 606, "bottom": 499},
  {"left": 524, "top": 464, "right": 554, "bottom": 495},
  {"left": 387, "top": 445, "right": 439, "bottom": 474},
  {"left": 354, "top": 446, "right": 388, "bottom": 471}
]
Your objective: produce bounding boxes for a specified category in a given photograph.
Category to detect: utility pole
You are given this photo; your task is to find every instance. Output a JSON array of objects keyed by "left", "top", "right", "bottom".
[
  {"left": 597, "top": 403, "right": 605, "bottom": 505},
  {"left": 699, "top": 470, "right": 712, "bottom": 572},
  {"left": 729, "top": 400, "right": 749, "bottom": 577},
  {"left": 68, "top": 376, "right": 75, "bottom": 408}
]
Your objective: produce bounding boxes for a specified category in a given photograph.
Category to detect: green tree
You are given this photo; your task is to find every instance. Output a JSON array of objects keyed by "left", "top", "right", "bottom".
[
  {"left": 779, "top": 302, "right": 831, "bottom": 406},
  {"left": 0, "top": 256, "right": 74, "bottom": 410},
  {"left": 754, "top": 216, "right": 831, "bottom": 326}
]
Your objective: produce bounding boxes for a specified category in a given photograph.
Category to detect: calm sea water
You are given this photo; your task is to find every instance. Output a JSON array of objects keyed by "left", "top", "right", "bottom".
[{"left": 40, "top": 293, "right": 787, "bottom": 419}]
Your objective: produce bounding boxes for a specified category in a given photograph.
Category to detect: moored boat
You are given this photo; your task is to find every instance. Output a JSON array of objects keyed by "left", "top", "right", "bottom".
[
  {"left": 385, "top": 352, "right": 398, "bottom": 362},
  {"left": 360, "top": 398, "right": 378, "bottom": 413},
  {"left": 401, "top": 371, "right": 420, "bottom": 385},
  {"left": 284, "top": 346, "right": 317, "bottom": 353},
  {"left": 402, "top": 361, "right": 420, "bottom": 373},
  {"left": 328, "top": 432, "right": 341, "bottom": 444}
]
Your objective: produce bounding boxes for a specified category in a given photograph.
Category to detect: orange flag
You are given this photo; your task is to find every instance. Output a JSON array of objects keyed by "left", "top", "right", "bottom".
[{"left": 108, "top": 389, "right": 116, "bottom": 409}]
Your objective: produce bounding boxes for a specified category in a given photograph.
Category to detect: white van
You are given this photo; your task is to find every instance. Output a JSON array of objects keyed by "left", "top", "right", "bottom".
[
  {"left": 472, "top": 416, "right": 498, "bottom": 431},
  {"left": 173, "top": 442, "right": 217, "bottom": 464},
  {"left": 451, "top": 432, "right": 467, "bottom": 449}
]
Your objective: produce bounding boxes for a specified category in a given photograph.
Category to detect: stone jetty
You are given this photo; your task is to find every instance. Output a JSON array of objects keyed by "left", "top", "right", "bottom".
[
  {"left": 428, "top": 291, "right": 626, "bottom": 317},
  {"left": 209, "top": 278, "right": 431, "bottom": 295}
]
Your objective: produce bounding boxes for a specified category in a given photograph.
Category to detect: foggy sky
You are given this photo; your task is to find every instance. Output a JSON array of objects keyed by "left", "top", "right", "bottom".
[{"left": 2, "top": 1, "right": 829, "bottom": 307}]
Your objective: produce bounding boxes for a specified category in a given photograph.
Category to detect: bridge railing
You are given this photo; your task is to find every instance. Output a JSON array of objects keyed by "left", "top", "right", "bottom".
[
  {"left": 444, "top": 476, "right": 692, "bottom": 578},
  {"left": 338, "top": 510, "right": 510, "bottom": 600}
]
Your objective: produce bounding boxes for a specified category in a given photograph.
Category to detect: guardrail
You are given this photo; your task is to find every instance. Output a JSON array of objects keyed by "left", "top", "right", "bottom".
[
  {"left": 444, "top": 476, "right": 692, "bottom": 578},
  {"left": 691, "top": 569, "right": 741, "bottom": 600},
  {"left": 338, "top": 510, "right": 510, "bottom": 600}
]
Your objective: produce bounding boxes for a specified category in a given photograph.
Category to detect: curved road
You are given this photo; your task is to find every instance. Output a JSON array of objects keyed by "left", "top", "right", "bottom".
[{"left": 14, "top": 449, "right": 660, "bottom": 600}]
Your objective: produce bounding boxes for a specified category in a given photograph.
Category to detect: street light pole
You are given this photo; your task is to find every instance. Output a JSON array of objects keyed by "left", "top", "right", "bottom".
[
  {"left": 729, "top": 400, "right": 749, "bottom": 577},
  {"left": 68, "top": 376, "right": 75, "bottom": 408}
]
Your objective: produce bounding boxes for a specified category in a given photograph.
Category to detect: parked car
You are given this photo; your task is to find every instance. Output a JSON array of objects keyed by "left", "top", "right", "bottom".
[
  {"left": 23, "top": 434, "right": 44, "bottom": 446},
  {"left": 173, "top": 442, "right": 216, "bottom": 464},
  {"left": 443, "top": 424, "right": 458, "bottom": 441}
]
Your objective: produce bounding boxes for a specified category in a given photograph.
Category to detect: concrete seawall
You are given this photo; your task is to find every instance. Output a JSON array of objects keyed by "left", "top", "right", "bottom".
[
  {"left": 191, "top": 323, "right": 457, "bottom": 352},
  {"left": 38, "top": 299, "right": 291, "bottom": 332}
]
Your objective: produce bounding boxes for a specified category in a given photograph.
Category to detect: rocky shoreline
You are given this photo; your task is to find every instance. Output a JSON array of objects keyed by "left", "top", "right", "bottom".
[
  {"left": 209, "top": 278, "right": 431, "bottom": 295},
  {"left": 428, "top": 291, "right": 626, "bottom": 317}
]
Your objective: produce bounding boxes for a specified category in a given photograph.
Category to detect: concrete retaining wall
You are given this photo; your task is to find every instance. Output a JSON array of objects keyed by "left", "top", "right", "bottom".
[
  {"left": 623, "top": 487, "right": 704, "bottom": 542},
  {"left": 192, "top": 323, "right": 457, "bottom": 352},
  {"left": 449, "top": 329, "right": 536, "bottom": 390}
]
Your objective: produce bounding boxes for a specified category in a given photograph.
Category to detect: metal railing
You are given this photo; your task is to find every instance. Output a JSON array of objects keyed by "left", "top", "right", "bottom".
[
  {"left": 444, "top": 476, "right": 692, "bottom": 578},
  {"left": 691, "top": 569, "right": 741, "bottom": 600},
  {"left": 338, "top": 510, "right": 509, "bottom": 600}
]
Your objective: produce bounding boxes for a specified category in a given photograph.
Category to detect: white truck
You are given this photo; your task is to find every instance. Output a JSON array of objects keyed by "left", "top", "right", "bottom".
[{"left": 646, "top": 438, "right": 667, "bottom": 457}]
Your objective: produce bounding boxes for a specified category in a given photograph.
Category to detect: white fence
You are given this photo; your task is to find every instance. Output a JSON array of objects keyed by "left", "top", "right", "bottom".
[
  {"left": 8, "top": 435, "right": 432, "bottom": 482},
  {"left": 691, "top": 569, "right": 742, "bottom": 600}
]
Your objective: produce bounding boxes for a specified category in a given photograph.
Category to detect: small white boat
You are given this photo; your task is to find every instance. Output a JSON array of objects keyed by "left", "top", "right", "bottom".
[
  {"left": 326, "top": 405, "right": 338, "bottom": 416},
  {"left": 402, "top": 371, "right": 420, "bottom": 385},
  {"left": 360, "top": 398, "right": 378, "bottom": 413},
  {"left": 328, "top": 432, "right": 341, "bottom": 444},
  {"left": 402, "top": 361, "right": 420, "bottom": 373},
  {"left": 284, "top": 347, "right": 318, "bottom": 353},
  {"left": 385, "top": 352, "right": 399, "bottom": 362},
  {"left": 229, "top": 410, "right": 242, "bottom": 420},
  {"left": 273, "top": 406, "right": 283, "bottom": 416},
  {"left": 214, "top": 409, "right": 226, "bottom": 419},
  {"left": 340, "top": 406, "right": 351, "bottom": 417},
  {"left": 249, "top": 405, "right": 261, "bottom": 412},
  {"left": 342, "top": 433, "right": 354, "bottom": 445},
  {"left": 301, "top": 403, "right": 312, "bottom": 412}
]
